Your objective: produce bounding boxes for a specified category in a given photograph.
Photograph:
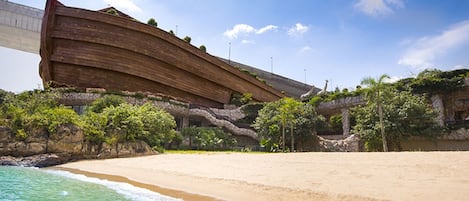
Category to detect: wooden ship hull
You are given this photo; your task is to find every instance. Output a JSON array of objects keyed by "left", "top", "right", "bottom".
[{"left": 39, "top": 0, "right": 283, "bottom": 108}]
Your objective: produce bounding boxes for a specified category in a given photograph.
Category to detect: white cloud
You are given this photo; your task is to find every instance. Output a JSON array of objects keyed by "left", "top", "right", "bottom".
[
  {"left": 398, "top": 20, "right": 469, "bottom": 70},
  {"left": 299, "top": 46, "right": 313, "bottom": 53},
  {"left": 354, "top": 0, "right": 404, "bottom": 17},
  {"left": 104, "top": 0, "right": 142, "bottom": 13},
  {"left": 256, "top": 25, "right": 278, "bottom": 34},
  {"left": 224, "top": 24, "right": 278, "bottom": 39},
  {"left": 241, "top": 40, "right": 255, "bottom": 44},
  {"left": 288, "top": 23, "right": 309, "bottom": 37}
]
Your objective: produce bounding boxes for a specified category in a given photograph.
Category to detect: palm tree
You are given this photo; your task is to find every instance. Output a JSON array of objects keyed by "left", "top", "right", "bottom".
[
  {"left": 361, "top": 74, "right": 390, "bottom": 152},
  {"left": 278, "top": 97, "right": 301, "bottom": 152}
]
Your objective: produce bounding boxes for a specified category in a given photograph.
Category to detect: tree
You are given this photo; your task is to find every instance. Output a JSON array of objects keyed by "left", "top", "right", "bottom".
[
  {"left": 352, "top": 88, "right": 441, "bottom": 151},
  {"left": 183, "top": 36, "right": 191, "bottom": 43},
  {"left": 147, "top": 18, "right": 158, "bottom": 27},
  {"left": 253, "top": 98, "right": 324, "bottom": 152},
  {"left": 82, "top": 97, "right": 177, "bottom": 151},
  {"left": 278, "top": 97, "right": 301, "bottom": 151},
  {"left": 360, "top": 74, "right": 390, "bottom": 152},
  {"left": 181, "top": 126, "right": 236, "bottom": 150},
  {"left": 0, "top": 90, "right": 80, "bottom": 138},
  {"left": 87, "top": 95, "right": 125, "bottom": 113},
  {"left": 199, "top": 45, "right": 207, "bottom": 52}
]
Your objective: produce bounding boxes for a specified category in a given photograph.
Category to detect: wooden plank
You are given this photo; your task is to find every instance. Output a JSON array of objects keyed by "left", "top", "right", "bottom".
[
  {"left": 50, "top": 39, "right": 232, "bottom": 104},
  {"left": 52, "top": 62, "right": 223, "bottom": 108},
  {"left": 53, "top": 6, "right": 283, "bottom": 100},
  {"left": 40, "top": 0, "right": 285, "bottom": 108}
]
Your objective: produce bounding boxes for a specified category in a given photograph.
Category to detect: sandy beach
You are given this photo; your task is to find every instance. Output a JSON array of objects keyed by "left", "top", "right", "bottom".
[{"left": 57, "top": 152, "right": 469, "bottom": 201}]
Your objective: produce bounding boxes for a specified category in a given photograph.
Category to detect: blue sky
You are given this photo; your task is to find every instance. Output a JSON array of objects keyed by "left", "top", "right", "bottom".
[{"left": 1, "top": 0, "right": 469, "bottom": 93}]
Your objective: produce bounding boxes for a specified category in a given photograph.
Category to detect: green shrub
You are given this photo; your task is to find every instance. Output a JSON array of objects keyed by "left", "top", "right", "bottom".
[
  {"left": 88, "top": 95, "right": 125, "bottom": 113},
  {"left": 181, "top": 126, "right": 237, "bottom": 150},
  {"left": 30, "top": 106, "right": 80, "bottom": 134}
]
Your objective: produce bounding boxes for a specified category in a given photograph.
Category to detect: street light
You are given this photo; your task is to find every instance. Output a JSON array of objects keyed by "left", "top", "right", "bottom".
[
  {"left": 304, "top": 69, "right": 307, "bottom": 85},
  {"left": 228, "top": 42, "right": 231, "bottom": 65},
  {"left": 270, "top": 56, "right": 273, "bottom": 73}
]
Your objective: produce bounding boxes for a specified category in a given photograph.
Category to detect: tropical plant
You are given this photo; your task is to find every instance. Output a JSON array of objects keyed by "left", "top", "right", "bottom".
[
  {"left": 352, "top": 88, "right": 441, "bottom": 151},
  {"left": 0, "top": 90, "right": 79, "bottom": 138},
  {"left": 360, "top": 74, "right": 390, "bottom": 152},
  {"left": 181, "top": 126, "right": 236, "bottom": 150},
  {"left": 253, "top": 98, "right": 324, "bottom": 152}
]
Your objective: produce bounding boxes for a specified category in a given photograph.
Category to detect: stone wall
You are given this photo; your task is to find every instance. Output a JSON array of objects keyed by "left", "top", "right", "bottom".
[
  {"left": 401, "top": 128, "right": 469, "bottom": 151},
  {"left": 318, "top": 134, "right": 360, "bottom": 152},
  {"left": 208, "top": 107, "right": 245, "bottom": 122}
]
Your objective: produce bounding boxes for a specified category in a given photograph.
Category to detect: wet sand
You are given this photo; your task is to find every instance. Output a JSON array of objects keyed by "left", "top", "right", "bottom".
[{"left": 57, "top": 152, "right": 469, "bottom": 201}]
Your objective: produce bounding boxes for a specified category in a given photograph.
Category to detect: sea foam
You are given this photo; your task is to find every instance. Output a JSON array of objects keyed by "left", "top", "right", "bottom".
[{"left": 45, "top": 169, "right": 182, "bottom": 201}]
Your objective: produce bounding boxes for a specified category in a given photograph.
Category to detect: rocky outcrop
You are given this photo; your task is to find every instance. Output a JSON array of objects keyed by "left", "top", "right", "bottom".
[
  {"left": 318, "top": 134, "right": 360, "bottom": 152},
  {"left": 0, "top": 154, "right": 68, "bottom": 168},
  {"left": 0, "top": 126, "right": 155, "bottom": 167}
]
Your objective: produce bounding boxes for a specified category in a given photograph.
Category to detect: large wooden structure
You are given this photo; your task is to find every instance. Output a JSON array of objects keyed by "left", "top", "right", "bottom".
[{"left": 39, "top": 0, "right": 283, "bottom": 108}]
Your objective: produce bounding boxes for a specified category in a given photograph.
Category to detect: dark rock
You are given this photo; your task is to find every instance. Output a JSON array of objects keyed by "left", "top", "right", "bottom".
[
  {"left": 0, "top": 156, "right": 19, "bottom": 166},
  {"left": 0, "top": 154, "right": 69, "bottom": 167}
]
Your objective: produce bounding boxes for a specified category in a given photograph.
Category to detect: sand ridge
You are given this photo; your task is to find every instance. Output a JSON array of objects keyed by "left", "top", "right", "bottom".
[{"left": 58, "top": 152, "right": 469, "bottom": 201}]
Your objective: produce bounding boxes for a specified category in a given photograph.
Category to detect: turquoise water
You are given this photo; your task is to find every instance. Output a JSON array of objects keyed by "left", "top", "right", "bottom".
[{"left": 0, "top": 166, "right": 181, "bottom": 201}]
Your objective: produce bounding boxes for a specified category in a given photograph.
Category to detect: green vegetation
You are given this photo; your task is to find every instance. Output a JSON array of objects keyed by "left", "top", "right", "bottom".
[
  {"left": 394, "top": 69, "right": 468, "bottom": 94},
  {"left": 87, "top": 95, "right": 125, "bottom": 113},
  {"left": 0, "top": 90, "right": 81, "bottom": 139},
  {"left": 235, "top": 103, "right": 265, "bottom": 124},
  {"left": 183, "top": 36, "right": 192, "bottom": 43},
  {"left": 352, "top": 87, "right": 442, "bottom": 151},
  {"left": 253, "top": 97, "right": 324, "bottom": 152},
  {"left": 0, "top": 90, "right": 178, "bottom": 152},
  {"left": 105, "top": 8, "right": 119, "bottom": 16},
  {"left": 361, "top": 74, "right": 390, "bottom": 151},
  {"left": 199, "top": 45, "right": 207, "bottom": 52},
  {"left": 230, "top": 92, "right": 253, "bottom": 106},
  {"left": 82, "top": 97, "right": 177, "bottom": 151},
  {"left": 181, "top": 126, "right": 237, "bottom": 150},
  {"left": 147, "top": 18, "right": 158, "bottom": 27}
]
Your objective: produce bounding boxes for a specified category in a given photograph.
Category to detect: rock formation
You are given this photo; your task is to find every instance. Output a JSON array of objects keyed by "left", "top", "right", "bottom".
[{"left": 0, "top": 126, "right": 155, "bottom": 167}]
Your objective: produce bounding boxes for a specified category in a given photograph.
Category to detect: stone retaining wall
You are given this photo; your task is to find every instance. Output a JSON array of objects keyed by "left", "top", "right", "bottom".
[{"left": 401, "top": 128, "right": 469, "bottom": 151}]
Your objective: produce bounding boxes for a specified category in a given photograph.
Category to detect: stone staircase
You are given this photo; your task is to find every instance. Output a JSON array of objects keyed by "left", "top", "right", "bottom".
[{"left": 189, "top": 108, "right": 258, "bottom": 139}]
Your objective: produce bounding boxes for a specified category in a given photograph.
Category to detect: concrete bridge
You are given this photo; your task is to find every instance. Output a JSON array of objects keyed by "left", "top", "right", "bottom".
[{"left": 0, "top": 0, "right": 42, "bottom": 54}]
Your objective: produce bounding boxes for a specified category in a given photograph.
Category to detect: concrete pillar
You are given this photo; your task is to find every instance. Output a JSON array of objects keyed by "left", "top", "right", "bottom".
[
  {"left": 341, "top": 108, "right": 350, "bottom": 136},
  {"left": 431, "top": 95, "right": 445, "bottom": 126},
  {"left": 182, "top": 116, "right": 190, "bottom": 128}
]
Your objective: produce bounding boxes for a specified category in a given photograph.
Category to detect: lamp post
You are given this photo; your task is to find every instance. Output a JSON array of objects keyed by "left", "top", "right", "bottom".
[
  {"left": 228, "top": 42, "right": 231, "bottom": 65},
  {"left": 304, "top": 69, "right": 307, "bottom": 85},
  {"left": 270, "top": 56, "right": 273, "bottom": 73}
]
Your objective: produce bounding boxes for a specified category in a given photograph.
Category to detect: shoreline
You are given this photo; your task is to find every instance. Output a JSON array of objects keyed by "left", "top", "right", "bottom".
[
  {"left": 55, "top": 152, "right": 469, "bottom": 201},
  {"left": 53, "top": 164, "right": 377, "bottom": 201},
  {"left": 51, "top": 166, "right": 217, "bottom": 201}
]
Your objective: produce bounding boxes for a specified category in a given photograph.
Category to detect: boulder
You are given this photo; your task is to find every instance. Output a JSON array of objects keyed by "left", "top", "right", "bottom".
[{"left": 0, "top": 154, "right": 69, "bottom": 167}]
